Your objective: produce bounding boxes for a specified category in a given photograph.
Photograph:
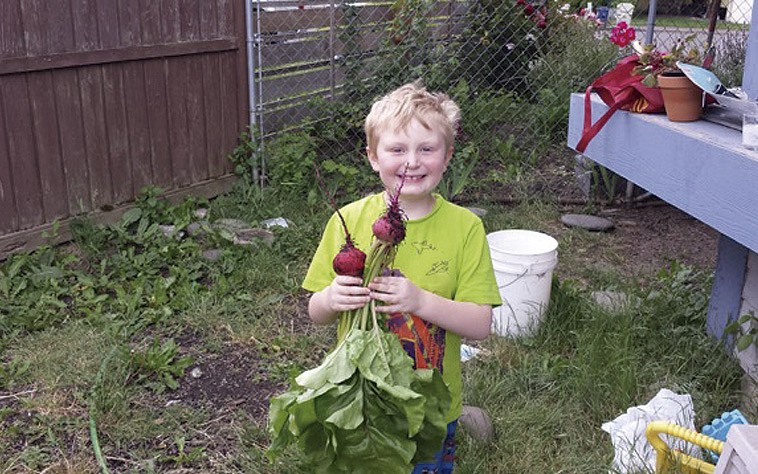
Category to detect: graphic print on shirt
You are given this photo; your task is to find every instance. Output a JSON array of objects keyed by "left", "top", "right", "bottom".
[
  {"left": 412, "top": 240, "right": 436, "bottom": 255},
  {"left": 386, "top": 312, "right": 446, "bottom": 372}
]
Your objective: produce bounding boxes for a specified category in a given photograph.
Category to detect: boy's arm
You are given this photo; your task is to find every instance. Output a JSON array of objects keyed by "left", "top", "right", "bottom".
[{"left": 368, "top": 277, "right": 492, "bottom": 340}]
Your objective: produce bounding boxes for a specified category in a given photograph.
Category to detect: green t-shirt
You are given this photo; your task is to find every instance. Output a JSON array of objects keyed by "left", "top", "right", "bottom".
[{"left": 302, "top": 193, "right": 502, "bottom": 421}]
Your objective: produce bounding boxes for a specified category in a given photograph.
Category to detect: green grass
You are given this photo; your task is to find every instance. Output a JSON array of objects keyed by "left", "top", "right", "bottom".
[
  {"left": 0, "top": 158, "right": 751, "bottom": 473},
  {"left": 631, "top": 15, "right": 750, "bottom": 31}
]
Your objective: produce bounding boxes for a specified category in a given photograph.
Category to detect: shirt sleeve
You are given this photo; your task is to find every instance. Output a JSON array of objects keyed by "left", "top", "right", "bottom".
[
  {"left": 454, "top": 219, "right": 502, "bottom": 307},
  {"left": 302, "top": 212, "right": 342, "bottom": 293}
]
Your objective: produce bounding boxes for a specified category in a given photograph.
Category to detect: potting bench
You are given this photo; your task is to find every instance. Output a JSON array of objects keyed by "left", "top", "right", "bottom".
[{"left": 566, "top": 8, "right": 758, "bottom": 378}]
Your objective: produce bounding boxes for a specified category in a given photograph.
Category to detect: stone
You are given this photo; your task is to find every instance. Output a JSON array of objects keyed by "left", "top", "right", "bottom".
[
  {"left": 213, "top": 218, "right": 250, "bottom": 232},
  {"left": 459, "top": 405, "right": 495, "bottom": 442},
  {"left": 466, "top": 207, "right": 488, "bottom": 217},
  {"left": 560, "top": 213, "right": 614, "bottom": 232},
  {"left": 186, "top": 221, "right": 209, "bottom": 238},
  {"left": 194, "top": 208, "right": 209, "bottom": 219},
  {"left": 190, "top": 367, "right": 203, "bottom": 379},
  {"left": 202, "top": 249, "right": 222, "bottom": 262},
  {"left": 234, "top": 228, "right": 274, "bottom": 246}
]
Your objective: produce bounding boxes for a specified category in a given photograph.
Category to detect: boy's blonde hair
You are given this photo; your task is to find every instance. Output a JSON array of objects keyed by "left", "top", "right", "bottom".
[{"left": 364, "top": 82, "right": 461, "bottom": 154}]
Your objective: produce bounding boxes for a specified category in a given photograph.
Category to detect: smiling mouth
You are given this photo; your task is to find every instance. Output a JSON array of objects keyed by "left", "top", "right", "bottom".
[{"left": 401, "top": 175, "right": 425, "bottom": 181}]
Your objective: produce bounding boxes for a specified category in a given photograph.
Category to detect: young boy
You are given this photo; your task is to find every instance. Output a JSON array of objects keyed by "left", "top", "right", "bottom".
[{"left": 302, "top": 82, "right": 502, "bottom": 473}]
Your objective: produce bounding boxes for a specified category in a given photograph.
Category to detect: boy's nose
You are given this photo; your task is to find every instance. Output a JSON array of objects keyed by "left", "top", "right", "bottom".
[{"left": 405, "top": 154, "right": 420, "bottom": 167}]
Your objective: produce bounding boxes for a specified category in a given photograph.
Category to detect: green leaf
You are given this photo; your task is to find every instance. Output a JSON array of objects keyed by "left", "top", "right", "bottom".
[
  {"left": 737, "top": 333, "right": 754, "bottom": 351},
  {"left": 121, "top": 208, "right": 142, "bottom": 227},
  {"left": 296, "top": 341, "right": 356, "bottom": 388}
]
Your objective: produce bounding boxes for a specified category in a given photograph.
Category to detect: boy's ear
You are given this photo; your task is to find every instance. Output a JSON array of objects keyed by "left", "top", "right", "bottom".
[
  {"left": 367, "top": 147, "right": 380, "bottom": 171},
  {"left": 444, "top": 146, "right": 454, "bottom": 170}
]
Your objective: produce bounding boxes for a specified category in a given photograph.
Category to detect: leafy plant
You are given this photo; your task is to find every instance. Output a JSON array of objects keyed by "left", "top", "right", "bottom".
[
  {"left": 724, "top": 312, "right": 758, "bottom": 351},
  {"left": 438, "top": 142, "right": 480, "bottom": 201},
  {"left": 161, "top": 435, "right": 206, "bottom": 466},
  {"left": 128, "top": 338, "right": 193, "bottom": 393}
]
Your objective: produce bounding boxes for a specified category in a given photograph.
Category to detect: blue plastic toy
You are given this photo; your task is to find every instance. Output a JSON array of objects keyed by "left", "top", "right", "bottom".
[{"left": 701, "top": 409, "right": 749, "bottom": 463}]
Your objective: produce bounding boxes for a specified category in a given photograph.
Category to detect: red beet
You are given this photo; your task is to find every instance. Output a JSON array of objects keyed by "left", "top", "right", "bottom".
[
  {"left": 333, "top": 242, "right": 367, "bottom": 277},
  {"left": 372, "top": 215, "right": 405, "bottom": 244},
  {"left": 372, "top": 167, "right": 408, "bottom": 245},
  {"left": 313, "top": 164, "right": 367, "bottom": 278}
]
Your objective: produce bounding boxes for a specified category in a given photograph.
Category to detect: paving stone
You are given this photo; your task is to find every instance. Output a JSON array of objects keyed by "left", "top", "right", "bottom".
[
  {"left": 459, "top": 405, "right": 495, "bottom": 443},
  {"left": 234, "top": 228, "right": 274, "bottom": 246},
  {"left": 561, "top": 213, "right": 614, "bottom": 232}
]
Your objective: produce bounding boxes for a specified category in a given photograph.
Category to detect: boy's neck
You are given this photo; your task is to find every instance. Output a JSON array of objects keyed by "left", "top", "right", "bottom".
[{"left": 386, "top": 192, "right": 436, "bottom": 220}]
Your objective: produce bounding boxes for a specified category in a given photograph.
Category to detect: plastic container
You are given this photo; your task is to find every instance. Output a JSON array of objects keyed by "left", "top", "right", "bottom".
[
  {"left": 645, "top": 421, "right": 722, "bottom": 474},
  {"left": 714, "top": 425, "right": 758, "bottom": 474},
  {"left": 487, "top": 230, "right": 558, "bottom": 337}
]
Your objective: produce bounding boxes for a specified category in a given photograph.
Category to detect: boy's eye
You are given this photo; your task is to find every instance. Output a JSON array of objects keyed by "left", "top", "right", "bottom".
[{"left": 391, "top": 148, "right": 405, "bottom": 154}]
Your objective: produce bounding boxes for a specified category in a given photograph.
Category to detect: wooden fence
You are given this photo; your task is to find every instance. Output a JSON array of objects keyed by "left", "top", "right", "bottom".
[
  {"left": 0, "top": 0, "right": 249, "bottom": 257},
  {"left": 252, "top": 0, "right": 469, "bottom": 135}
]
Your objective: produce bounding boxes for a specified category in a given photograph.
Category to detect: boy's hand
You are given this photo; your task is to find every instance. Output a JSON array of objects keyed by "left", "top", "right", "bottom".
[
  {"left": 368, "top": 276, "right": 423, "bottom": 314},
  {"left": 325, "top": 275, "right": 370, "bottom": 313}
]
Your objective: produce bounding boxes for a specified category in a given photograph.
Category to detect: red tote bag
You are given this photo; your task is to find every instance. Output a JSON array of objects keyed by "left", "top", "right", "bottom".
[{"left": 575, "top": 55, "right": 664, "bottom": 153}]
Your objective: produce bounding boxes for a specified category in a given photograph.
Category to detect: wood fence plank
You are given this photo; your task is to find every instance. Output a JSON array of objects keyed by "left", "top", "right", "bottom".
[
  {"left": 219, "top": 51, "right": 238, "bottom": 174},
  {"left": 167, "top": 57, "right": 192, "bottom": 187},
  {"left": 79, "top": 67, "right": 114, "bottom": 209},
  {"left": 180, "top": 0, "right": 201, "bottom": 41},
  {"left": 1, "top": 0, "right": 26, "bottom": 59},
  {"left": 1, "top": 75, "right": 44, "bottom": 229},
  {"left": 144, "top": 59, "right": 173, "bottom": 189},
  {"left": 27, "top": 71, "right": 69, "bottom": 221},
  {"left": 0, "top": 89, "right": 19, "bottom": 233},
  {"left": 123, "top": 62, "right": 153, "bottom": 193},
  {"left": 19, "top": 0, "right": 47, "bottom": 56},
  {"left": 218, "top": 0, "right": 234, "bottom": 37},
  {"left": 71, "top": 0, "right": 100, "bottom": 50},
  {"left": 96, "top": 0, "right": 121, "bottom": 49},
  {"left": 202, "top": 54, "right": 224, "bottom": 177},
  {"left": 54, "top": 68, "right": 92, "bottom": 214},
  {"left": 140, "top": 0, "right": 162, "bottom": 44},
  {"left": 119, "top": 0, "right": 143, "bottom": 47},
  {"left": 161, "top": 0, "right": 181, "bottom": 43},
  {"left": 186, "top": 57, "right": 209, "bottom": 182},
  {"left": 199, "top": 0, "right": 219, "bottom": 38},
  {"left": 47, "top": 0, "right": 75, "bottom": 55},
  {"left": 102, "top": 64, "right": 134, "bottom": 203}
]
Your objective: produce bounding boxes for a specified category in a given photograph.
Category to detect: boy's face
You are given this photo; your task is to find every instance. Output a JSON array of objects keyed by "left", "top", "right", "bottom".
[{"left": 367, "top": 118, "right": 452, "bottom": 204}]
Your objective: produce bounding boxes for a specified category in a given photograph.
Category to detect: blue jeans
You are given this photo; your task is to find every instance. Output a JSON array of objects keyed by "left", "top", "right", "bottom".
[{"left": 412, "top": 420, "right": 458, "bottom": 474}]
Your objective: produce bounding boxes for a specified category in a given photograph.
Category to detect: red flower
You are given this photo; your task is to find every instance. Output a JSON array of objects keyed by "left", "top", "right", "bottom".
[
  {"left": 524, "top": 4, "right": 534, "bottom": 14},
  {"left": 516, "top": 0, "right": 526, "bottom": 5},
  {"left": 610, "top": 22, "right": 636, "bottom": 48},
  {"left": 537, "top": 19, "right": 547, "bottom": 28}
]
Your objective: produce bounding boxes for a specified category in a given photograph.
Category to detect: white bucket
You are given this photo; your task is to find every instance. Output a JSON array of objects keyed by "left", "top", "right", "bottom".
[{"left": 487, "top": 230, "right": 558, "bottom": 337}]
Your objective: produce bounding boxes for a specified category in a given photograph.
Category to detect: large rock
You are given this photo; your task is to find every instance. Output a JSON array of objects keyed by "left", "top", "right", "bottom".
[
  {"left": 459, "top": 405, "right": 495, "bottom": 443},
  {"left": 561, "top": 213, "right": 614, "bottom": 232}
]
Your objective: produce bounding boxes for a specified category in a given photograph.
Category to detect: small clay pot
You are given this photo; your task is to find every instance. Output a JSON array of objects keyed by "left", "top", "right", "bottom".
[{"left": 657, "top": 73, "right": 703, "bottom": 122}]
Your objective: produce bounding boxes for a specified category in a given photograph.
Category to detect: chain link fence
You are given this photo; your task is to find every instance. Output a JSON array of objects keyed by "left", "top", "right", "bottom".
[{"left": 248, "top": 0, "right": 751, "bottom": 198}]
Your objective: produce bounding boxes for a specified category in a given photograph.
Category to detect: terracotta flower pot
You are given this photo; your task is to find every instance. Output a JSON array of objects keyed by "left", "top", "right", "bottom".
[{"left": 657, "top": 73, "right": 703, "bottom": 122}]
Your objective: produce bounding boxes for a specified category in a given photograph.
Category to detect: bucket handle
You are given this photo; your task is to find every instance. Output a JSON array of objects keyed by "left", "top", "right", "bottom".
[{"left": 497, "top": 265, "right": 529, "bottom": 290}]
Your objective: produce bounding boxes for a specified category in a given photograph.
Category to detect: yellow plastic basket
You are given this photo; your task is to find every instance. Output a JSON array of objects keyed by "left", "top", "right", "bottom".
[{"left": 645, "top": 421, "right": 725, "bottom": 474}]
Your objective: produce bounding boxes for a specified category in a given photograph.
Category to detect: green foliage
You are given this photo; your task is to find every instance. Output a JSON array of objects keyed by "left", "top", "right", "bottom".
[
  {"left": 724, "top": 312, "right": 758, "bottom": 352},
  {"left": 268, "top": 329, "right": 450, "bottom": 473},
  {"left": 526, "top": 14, "right": 617, "bottom": 142},
  {"left": 0, "top": 358, "right": 29, "bottom": 390},
  {"left": 711, "top": 30, "right": 748, "bottom": 88},
  {"left": 438, "top": 142, "right": 480, "bottom": 201},
  {"left": 128, "top": 338, "right": 193, "bottom": 393},
  {"left": 161, "top": 435, "right": 206, "bottom": 466},
  {"left": 229, "top": 128, "right": 262, "bottom": 186},
  {"left": 265, "top": 130, "right": 319, "bottom": 201},
  {"left": 459, "top": 1, "right": 538, "bottom": 91}
]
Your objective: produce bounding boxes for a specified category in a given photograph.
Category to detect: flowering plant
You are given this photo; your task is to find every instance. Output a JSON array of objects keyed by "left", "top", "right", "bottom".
[{"left": 609, "top": 23, "right": 703, "bottom": 87}]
